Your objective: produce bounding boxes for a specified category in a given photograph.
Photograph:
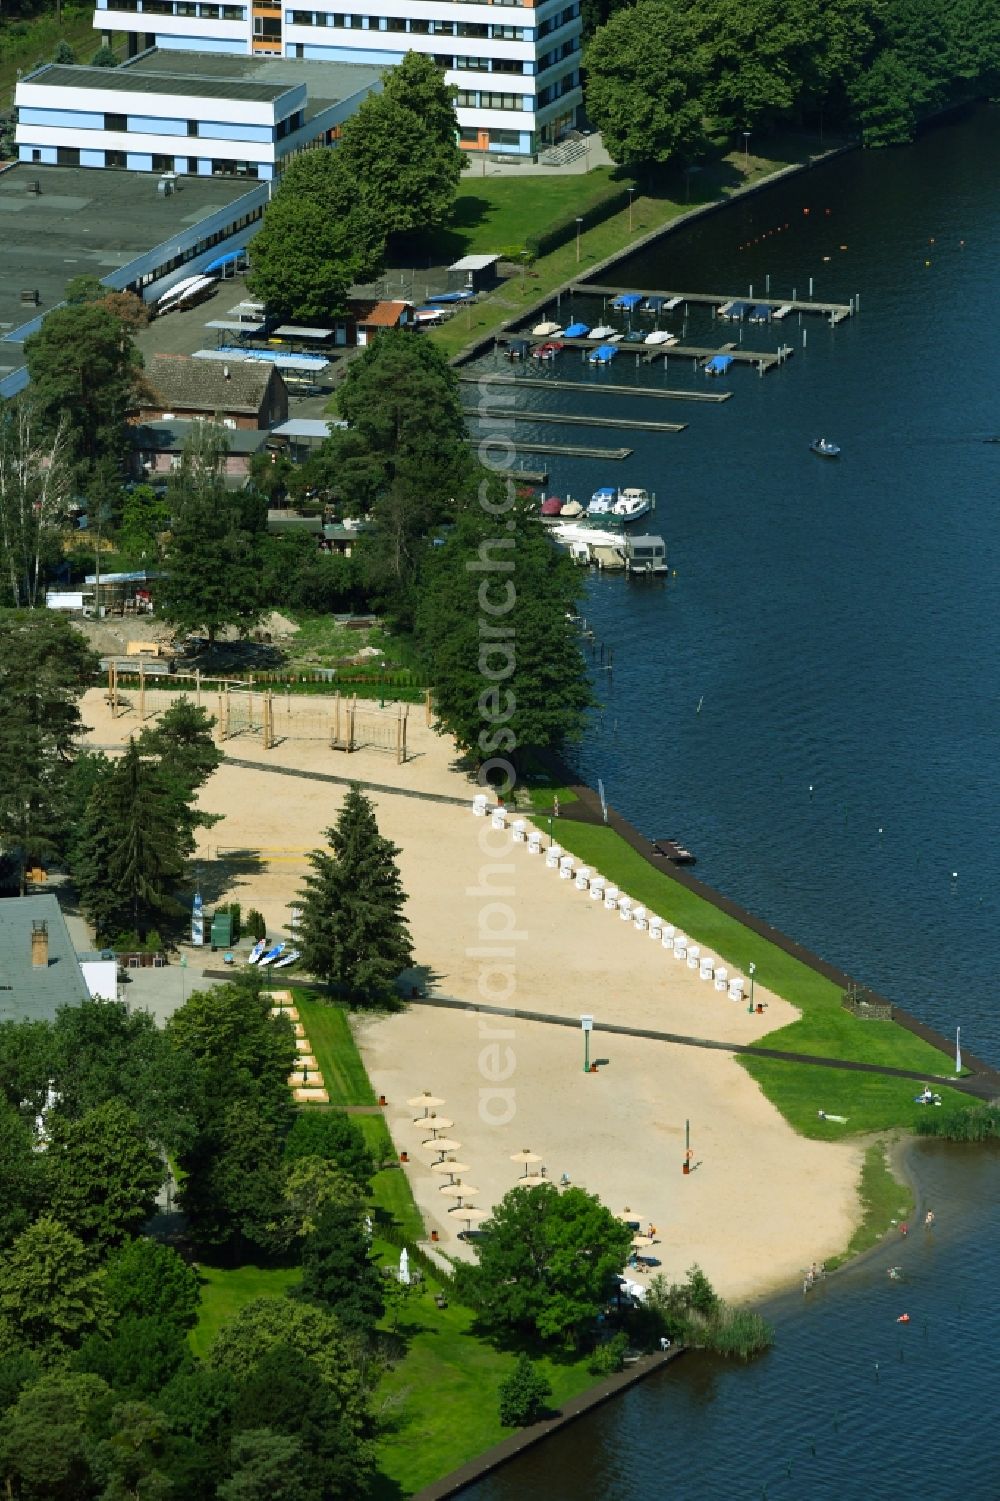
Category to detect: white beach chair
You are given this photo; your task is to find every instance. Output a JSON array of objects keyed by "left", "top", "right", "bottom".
[
  {"left": 699, "top": 955, "right": 714, "bottom": 982},
  {"left": 633, "top": 905, "right": 648, "bottom": 932},
  {"left": 472, "top": 793, "right": 488, "bottom": 817},
  {"left": 512, "top": 818, "right": 527, "bottom": 843},
  {"left": 714, "top": 966, "right": 728, "bottom": 993},
  {"left": 545, "top": 843, "right": 562, "bottom": 869},
  {"left": 527, "top": 829, "right": 542, "bottom": 855},
  {"left": 661, "top": 924, "right": 675, "bottom": 951},
  {"left": 728, "top": 977, "right": 744, "bottom": 1002},
  {"left": 604, "top": 886, "right": 620, "bottom": 912},
  {"left": 687, "top": 943, "right": 701, "bottom": 971},
  {"left": 575, "top": 867, "right": 591, "bottom": 891}
]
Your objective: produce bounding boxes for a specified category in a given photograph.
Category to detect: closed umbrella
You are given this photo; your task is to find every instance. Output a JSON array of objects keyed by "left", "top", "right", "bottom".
[
  {"left": 408, "top": 1093, "right": 446, "bottom": 1114},
  {"left": 399, "top": 1248, "right": 410, "bottom": 1285}
]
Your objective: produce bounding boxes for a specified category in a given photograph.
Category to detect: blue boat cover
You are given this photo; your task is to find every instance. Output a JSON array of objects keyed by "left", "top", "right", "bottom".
[
  {"left": 728, "top": 301, "right": 750, "bottom": 317},
  {"left": 752, "top": 304, "right": 771, "bottom": 319},
  {"left": 564, "top": 322, "right": 590, "bottom": 337},
  {"left": 705, "top": 354, "right": 734, "bottom": 373},
  {"left": 611, "top": 293, "right": 642, "bottom": 310},
  {"left": 644, "top": 296, "right": 666, "bottom": 312},
  {"left": 590, "top": 343, "right": 618, "bottom": 361},
  {"left": 427, "top": 290, "right": 476, "bottom": 304},
  {"left": 203, "top": 248, "right": 246, "bottom": 273}
]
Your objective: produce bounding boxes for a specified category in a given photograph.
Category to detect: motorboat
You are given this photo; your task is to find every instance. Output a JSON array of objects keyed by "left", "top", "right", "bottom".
[
  {"left": 506, "top": 338, "right": 531, "bottom": 360},
  {"left": 588, "top": 486, "right": 617, "bottom": 515},
  {"left": 551, "top": 520, "right": 625, "bottom": 549},
  {"left": 258, "top": 942, "right": 286, "bottom": 967},
  {"left": 810, "top": 437, "right": 841, "bottom": 458},
  {"left": 613, "top": 488, "right": 653, "bottom": 522},
  {"left": 532, "top": 319, "right": 562, "bottom": 336},
  {"left": 559, "top": 499, "right": 584, "bottom": 517},
  {"left": 588, "top": 343, "right": 619, "bottom": 364},
  {"left": 611, "top": 292, "right": 642, "bottom": 312},
  {"left": 644, "top": 330, "right": 678, "bottom": 346},
  {"left": 531, "top": 340, "right": 563, "bottom": 360},
  {"left": 563, "top": 321, "right": 590, "bottom": 338},
  {"left": 247, "top": 938, "right": 268, "bottom": 965},
  {"left": 605, "top": 332, "right": 626, "bottom": 343},
  {"left": 273, "top": 948, "right": 301, "bottom": 969},
  {"left": 589, "top": 324, "right": 617, "bottom": 339}
]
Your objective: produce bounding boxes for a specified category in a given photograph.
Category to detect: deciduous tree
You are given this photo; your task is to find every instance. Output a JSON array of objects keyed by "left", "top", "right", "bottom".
[
  {"left": 103, "top": 1239, "right": 200, "bottom": 1332},
  {"left": 497, "top": 1353, "right": 551, "bottom": 1427},
  {"left": 0, "top": 400, "right": 73, "bottom": 607},
  {"left": 585, "top": 3, "right": 711, "bottom": 164},
  {"left": 283, "top": 1110, "right": 374, "bottom": 1190},
  {"left": 45, "top": 1097, "right": 164, "bottom": 1251},
  {"left": 0, "top": 1372, "right": 108, "bottom": 1501},
  {"left": 0, "top": 1217, "right": 108, "bottom": 1357},
  {"left": 298, "top": 1200, "right": 385, "bottom": 1335}
]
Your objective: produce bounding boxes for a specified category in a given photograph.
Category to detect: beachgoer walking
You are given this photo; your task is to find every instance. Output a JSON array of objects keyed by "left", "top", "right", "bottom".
[
  {"left": 899, "top": 1222, "right": 909, "bottom": 1237},
  {"left": 925, "top": 1210, "right": 935, "bottom": 1226}
]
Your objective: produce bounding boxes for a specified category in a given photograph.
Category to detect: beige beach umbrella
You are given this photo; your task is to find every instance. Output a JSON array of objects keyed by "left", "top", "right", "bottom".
[
  {"left": 631, "top": 1234, "right": 654, "bottom": 1249},
  {"left": 617, "top": 1208, "right": 644, "bottom": 1224},
  {"left": 424, "top": 1136, "right": 462, "bottom": 1155},
  {"left": 513, "top": 1174, "right": 548, "bottom": 1189},
  {"left": 407, "top": 1093, "right": 446, "bottom": 1113},
  {"left": 439, "top": 1182, "right": 480, "bottom": 1201},
  {"left": 448, "top": 1205, "right": 488, "bottom": 1224},
  {"left": 509, "top": 1149, "right": 542, "bottom": 1176},
  {"left": 414, "top": 1116, "right": 454, "bottom": 1134},
  {"left": 431, "top": 1159, "right": 470, "bottom": 1177}
]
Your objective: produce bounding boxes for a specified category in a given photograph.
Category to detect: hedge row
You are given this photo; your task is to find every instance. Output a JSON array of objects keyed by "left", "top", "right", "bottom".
[{"left": 524, "top": 183, "right": 633, "bottom": 260}]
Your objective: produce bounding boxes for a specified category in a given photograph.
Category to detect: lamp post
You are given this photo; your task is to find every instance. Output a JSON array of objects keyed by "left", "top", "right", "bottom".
[
  {"left": 742, "top": 130, "right": 751, "bottom": 165},
  {"left": 748, "top": 962, "right": 756, "bottom": 1014},
  {"left": 520, "top": 249, "right": 528, "bottom": 293},
  {"left": 581, "top": 1014, "right": 593, "bottom": 1072},
  {"left": 627, "top": 187, "right": 636, "bottom": 232},
  {"left": 575, "top": 216, "right": 583, "bottom": 264}
]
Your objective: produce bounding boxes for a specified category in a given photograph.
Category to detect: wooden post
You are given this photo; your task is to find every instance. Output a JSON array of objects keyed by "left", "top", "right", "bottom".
[
  {"left": 333, "top": 691, "right": 341, "bottom": 749},
  {"left": 138, "top": 661, "right": 146, "bottom": 722},
  {"left": 395, "top": 707, "right": 402, "bottom": 765},
  {"left": 219, "top": 688, "right": 229, "bottom": 741},
  {"left": 348, "top": 694, "right": 357, "bottom": 753},
  {"left": 399, "top": 705, "right": 408, "bottom": 765},
  {"left": 263, "top": 691, "right": 273, "bottom": 750},
  {"left": 424, "top": 687, "right": 432, "bottom": 726},
  {"left": 195, "top": 668, "right": 201, "bottom": 708}
]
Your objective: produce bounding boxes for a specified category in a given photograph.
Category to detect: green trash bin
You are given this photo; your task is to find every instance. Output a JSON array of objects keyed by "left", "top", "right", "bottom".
[{"left": 211, "top": 912, "right": 233, "bottom": 951}]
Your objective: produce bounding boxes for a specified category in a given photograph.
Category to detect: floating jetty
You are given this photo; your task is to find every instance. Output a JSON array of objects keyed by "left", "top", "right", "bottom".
[
  {"left": 459, "top": 372, "right": 732, "bottom": 403},
  {"left": 465, "top": 437, "right": 633, "bottom": 460},
  {"left": 512, "top": 467, "right": 548, "bottom": 485},
  {"left": 465, "top": 407, "right": 687, "bottom": 434},
  {"left": 495, "top": 334, "right": 792, "bottom": 372},
  {"left": 571, "top": 283, "right": 855, "bottom": 324}
]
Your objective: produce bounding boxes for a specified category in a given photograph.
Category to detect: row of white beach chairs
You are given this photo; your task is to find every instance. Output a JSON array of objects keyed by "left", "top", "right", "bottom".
[{"left": 471, "top": 799, "right": 748, "bottom": 1002}]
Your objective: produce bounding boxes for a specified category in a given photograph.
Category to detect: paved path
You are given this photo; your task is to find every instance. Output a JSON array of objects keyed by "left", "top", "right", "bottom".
[{"left": 222, "top": 756, "right": 471, "bottom": 808}]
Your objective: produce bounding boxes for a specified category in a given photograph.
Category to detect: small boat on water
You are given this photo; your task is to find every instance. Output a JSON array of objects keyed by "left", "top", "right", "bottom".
[
  {"left": 644, "top": 329, "right": 677, "bottom": 346},
  {"left": 247, "top": 938, "right": 268, "bottom": 965},
  {"left": 611, "top": 292, "right": 642, "bottom": 312},
  {"left": 772, "top": 304, "right": 792, "bottom": 320},
  {"left": 589, "top": 343, "right": 619, "bottom": 364},
  {"left": 532, "top": 319, "right": 562, "bottom": 337},
  {"left": 563, "top": 321, "right": 590, "bottom": 338},
  {"left": 540, "top": 497, "right": 564, "bottom": 517},
  {"left": 613, "top": 488, "right": 653, "bottom": 522},
  {"left": 588, "top": 486, "right": 618, "bottom": 516},
  {"left": 605, "top": 332, "right": 626, "bottom": 343},
  {"left": 531, "top": 340, "right": 562, "bottom": 360},
  {"left": 589, "top": 324, "right": 617, "bottom": 339},
  {"left": 506, "top": 338, "right": 530, "bottom": 360},
  {"left": 559, "top": 499, "right": 584, "bottom": 518},
  {"left": 810, "top": 437, "right": 841, "bottom": 458},
  {"left": 704, "top": 354, "right": 734, "bottom": 376}
]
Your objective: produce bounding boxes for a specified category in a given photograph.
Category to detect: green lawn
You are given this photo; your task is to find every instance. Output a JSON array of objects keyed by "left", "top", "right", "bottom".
[
  {"left": 189, "top": 1263, "right": 301, "bottom": 1361},
  {"left": 447, "top": 168, "right": 631, "bottom": 255},
  {"left": 296, "top": 997, "right": 376, "bottom": 1106},
  {"left": 541, "top": 821, "right": 960, "bottom": 1134},
  {"left": 371, "top": 1260, "right": 594, "bottom": 1498}
]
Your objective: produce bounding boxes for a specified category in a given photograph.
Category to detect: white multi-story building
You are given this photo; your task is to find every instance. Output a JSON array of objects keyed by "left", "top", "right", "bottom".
[{"left": 93, "top": 0, "right": 583, "bottom": 155}]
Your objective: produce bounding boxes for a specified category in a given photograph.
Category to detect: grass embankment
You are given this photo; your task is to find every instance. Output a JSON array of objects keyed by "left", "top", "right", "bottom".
[
  {"left": 540, "top": 821, "right": 968, "bottom": 1136},
  {"left": 296, "top": 996, "right": 377, "bottom": 1106},
  {"left": 826, "top": 1142, "right": 913, "bottom": 1270},
  {"left": 425, "top": 142, "right": 817, "bottom": 360}
]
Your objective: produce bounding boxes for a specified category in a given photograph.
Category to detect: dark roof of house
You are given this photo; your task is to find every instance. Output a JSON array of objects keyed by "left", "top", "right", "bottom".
[
  {"left": 0, "top": 894, "right": 89, "bottom": 1024},
  {"left": 131, "top": 419, "right": 273, "bottom": 455},
  {"left": 34, "top": 63, "right": 291, "bottom": 104},
  {"left": 144, "top": 355, "right": 281, "bottom": 415}
]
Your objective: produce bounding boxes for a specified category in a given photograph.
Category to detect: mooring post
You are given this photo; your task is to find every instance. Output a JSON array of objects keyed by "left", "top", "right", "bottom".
[
  {"left": 348, "top": 695, "right": 357, "bottom": 753},
  {"left": 263, "top": 692, "right": 273, "bottom": 750},
  {"left": 138, "top": 661, "right": 146, "bottom": 722}
]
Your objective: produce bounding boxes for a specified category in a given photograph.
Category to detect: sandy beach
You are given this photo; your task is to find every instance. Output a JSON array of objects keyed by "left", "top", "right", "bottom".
[{"left": 81, "top": 686, "right": 863, "bottom": 1299}]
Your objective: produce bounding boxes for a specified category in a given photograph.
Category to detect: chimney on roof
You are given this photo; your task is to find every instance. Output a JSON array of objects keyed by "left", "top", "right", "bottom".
[
  {"left": 223, "top": 365, "right": 231, "bottom": 380},
  {"left": 31, "top": 919, "right": 49, "bottom": 968}
]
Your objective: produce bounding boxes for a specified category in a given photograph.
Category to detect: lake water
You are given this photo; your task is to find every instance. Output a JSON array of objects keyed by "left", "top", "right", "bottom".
[{"left": 461, "top": 107, "right": 1000, "bottom": 1500}]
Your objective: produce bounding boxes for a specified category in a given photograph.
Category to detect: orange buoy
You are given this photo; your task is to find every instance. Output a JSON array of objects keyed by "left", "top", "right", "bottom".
[{"left": 897, "top": 1313, "right": 911, "bottom": 1324}]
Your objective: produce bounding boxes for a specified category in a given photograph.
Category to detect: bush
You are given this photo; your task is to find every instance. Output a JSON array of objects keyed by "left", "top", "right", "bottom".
[
  {"left": 497, "top": 1353, "right": 551, "bottom": 1428},
  {"left": 916, "top": 1103, "right": 1000, "bottom": 1142},
  {"left": 227, "top": 902, "right": 241, "bottom": 943},
  {"left": 588, "top": 1330, "right": 629, "bottom": 1375},
  {"left": 245, "top": 908, "right": 266, "bottom": 941}
]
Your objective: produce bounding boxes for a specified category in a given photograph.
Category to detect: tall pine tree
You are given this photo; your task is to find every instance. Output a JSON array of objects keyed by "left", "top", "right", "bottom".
[
  {"left": 297, "top": 785, "right": 412, "bottom": 1005},
  {"left": 74, "top": 738, "right": 188, "bottom": 942}
]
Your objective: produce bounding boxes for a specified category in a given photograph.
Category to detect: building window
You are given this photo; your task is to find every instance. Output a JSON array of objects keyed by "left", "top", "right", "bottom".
[
  {"left": 456, "top": 21, "right": 487, "bottom": 36},
  {"left": 56, "top": 146, "right": 80, "bottom": 166},
  {"left": 409, "top": 16, "right": 428, "bottom": 30},
  {"left": 290, "top": 8, "right": 313, "bottom": 20},
  {"left": 187, "top": 119, "right": 199, "bottom": 136},
  {"left": 492, "top": 58, "right": 525, "bottom": 74},
  {"left": 479, "top": 92, "right": 526, "bottom": 111},
  {"left": 152, "top": 153, "right": 172, "bottom": 171},
  {"left": 490, "top": 129, "right": 521, "bottom": 146},
  {"left": 106, "top": 149, "right": 127, "bottom": 167},
  {"left": 455, "top": 55, "right": 488, "bottom": 71},
  {"left": 385, "top": 14, "right": 405, "bottom": 28},
  {"left": 104, "top": 112, "right": 126, "bottom": 132},
  {"left": 253, "top": 15, "right": 281, "bottom": 35},
  {"left": 455, "top": 90, "right": 477, "bottom": 108}
]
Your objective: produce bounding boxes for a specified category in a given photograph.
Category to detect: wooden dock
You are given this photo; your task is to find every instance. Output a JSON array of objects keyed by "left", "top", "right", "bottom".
[
  {"left": 496, "top": 334, "right": 792, "bottom": 371},
  {"left": 570, "top": 282, "right": 854, "bottom": 323},
  {"left": 458, "top": 372, "right": 732, "bottom": 403},
  {"left": 465, "top": 407, "right": 686, "bottom": 434},
  {"left": 464, "top": 437, "right": 633, "bottom": 460}
]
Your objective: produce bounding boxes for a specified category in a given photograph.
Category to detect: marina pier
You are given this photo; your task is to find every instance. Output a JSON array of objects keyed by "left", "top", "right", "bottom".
[
  {"left": 569, "top": 283, "right": 855, "bottom": 322},
  {"left": 459, "top": 373, "right": 732, "bottom": 403},
  {"left": 465, "top": 407, "right": 687, "bottom": 434},
  {"left": 495, "top": 334, "right": 793, "bottom": 371}
]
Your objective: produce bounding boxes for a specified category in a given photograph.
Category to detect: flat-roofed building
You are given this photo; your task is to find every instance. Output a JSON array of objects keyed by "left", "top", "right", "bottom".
[
  {"left": 90, "top": 0, "right": 582, "bottom": 155},
  {"left": 16, "top": 51, "right": 382, "bottom": 178}
]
